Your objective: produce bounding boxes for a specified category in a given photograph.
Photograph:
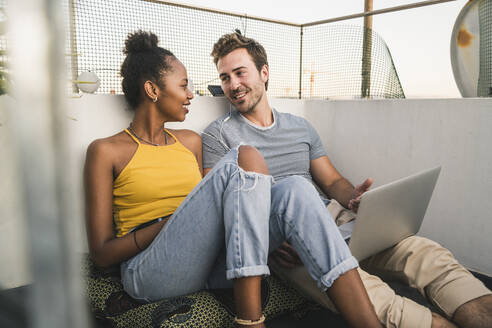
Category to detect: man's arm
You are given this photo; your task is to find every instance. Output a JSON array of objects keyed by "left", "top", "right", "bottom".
[
  {"left": 202, "top": 120, "right": 230, "bottom": 176},
  {"left": 310, "top": 156, "right": 372, "bottom": 212},
  {"left": 304, "top": 118, "right": 371, "bottom": 210}
]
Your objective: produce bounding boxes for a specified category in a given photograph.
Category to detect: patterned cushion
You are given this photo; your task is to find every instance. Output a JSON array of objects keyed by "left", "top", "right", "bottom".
[{"left": 83, "top": 256, "right": 317, "bottom": 327}]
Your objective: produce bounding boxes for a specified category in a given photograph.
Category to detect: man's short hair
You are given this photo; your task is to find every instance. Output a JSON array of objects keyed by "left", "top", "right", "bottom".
[{"left": 211, "top": 31, "right": 269, "bottom": 90}]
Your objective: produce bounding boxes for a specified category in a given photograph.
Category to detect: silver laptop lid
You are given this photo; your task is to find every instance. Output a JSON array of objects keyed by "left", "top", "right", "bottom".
[{"left": 349, "top": 167, "right": 441, "bottom": 261}]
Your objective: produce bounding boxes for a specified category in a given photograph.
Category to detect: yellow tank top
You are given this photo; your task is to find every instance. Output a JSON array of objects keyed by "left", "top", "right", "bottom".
[{"left": 113, "top": 129, "right": 202, "bottom": 237}]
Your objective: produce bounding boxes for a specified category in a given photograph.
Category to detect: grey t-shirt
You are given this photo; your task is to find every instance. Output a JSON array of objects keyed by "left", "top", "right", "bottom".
[{"left": 202, "top": 108, "right": 327, "bottom": 183}]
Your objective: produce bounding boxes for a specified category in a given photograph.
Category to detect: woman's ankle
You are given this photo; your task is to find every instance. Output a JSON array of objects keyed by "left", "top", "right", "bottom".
[
  {"left": 233, "top": 277, "right": 264, "bottom": 327},
  {"left": 234, "top": 314, "right": 266, "bottom": 328}
]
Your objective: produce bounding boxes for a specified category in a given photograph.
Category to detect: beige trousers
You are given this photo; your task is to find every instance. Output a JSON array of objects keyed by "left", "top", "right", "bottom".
[{"left": 270, "top": 200, "right": 491, "bottom": 328}]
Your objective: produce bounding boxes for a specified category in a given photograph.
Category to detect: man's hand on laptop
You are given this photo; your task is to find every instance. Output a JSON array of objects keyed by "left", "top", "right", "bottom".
[
  {"left": 348, "top": 178, "right": 373, "bottom": 213},
  {"left": 269, "top": 242, "right": 303, "bottom": 268}
]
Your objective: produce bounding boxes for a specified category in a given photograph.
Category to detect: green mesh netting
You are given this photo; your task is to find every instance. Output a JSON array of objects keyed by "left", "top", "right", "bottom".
[
  {"left": 302, "top": 24, "right": 404, "bottom": 99},
  {"left": 0, "top": 0, "right": 405, "bottom": 99},
  {"left": 63, "top": 0, "right": 404, "bottom": 99}
]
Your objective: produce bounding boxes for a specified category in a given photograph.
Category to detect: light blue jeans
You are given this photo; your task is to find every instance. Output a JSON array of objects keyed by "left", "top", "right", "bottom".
[{"left": 121, "top": 147, "right": 358, "bottom": 302}]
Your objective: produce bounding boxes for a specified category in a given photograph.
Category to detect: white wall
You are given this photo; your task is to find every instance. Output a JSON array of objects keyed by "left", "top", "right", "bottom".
[{"left": 1, "top": 95, "right": 491, "bottom": 288}]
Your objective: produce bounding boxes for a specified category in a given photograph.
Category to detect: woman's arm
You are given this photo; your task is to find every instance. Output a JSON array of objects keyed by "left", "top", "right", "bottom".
[{"left": 84, "top": 139, "right": 164, "bottom": 268}]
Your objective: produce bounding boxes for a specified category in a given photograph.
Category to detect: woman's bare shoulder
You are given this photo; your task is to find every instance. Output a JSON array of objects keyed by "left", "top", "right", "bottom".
[
  {"left": 168, "top": 129, "right": 202, "bottom": 158},
  {"left": 168, "top": 129, "right": 201, "bottom": 144},
  {"left": 86, "top": 131, "right": 132, "bottom": 161},
  {"left": 168, "top": 128, "right": 200, "bottom": 139}
]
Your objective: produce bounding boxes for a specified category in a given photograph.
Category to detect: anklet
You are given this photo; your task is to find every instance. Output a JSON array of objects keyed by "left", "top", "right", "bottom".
[{"left": 234, "top": 314, "right": 265, "bottom": 326}]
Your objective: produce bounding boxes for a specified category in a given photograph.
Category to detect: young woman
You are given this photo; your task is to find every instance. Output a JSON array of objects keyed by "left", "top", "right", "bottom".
[{"left": 84, "top": 30, "right": 381, "bottom": 328}]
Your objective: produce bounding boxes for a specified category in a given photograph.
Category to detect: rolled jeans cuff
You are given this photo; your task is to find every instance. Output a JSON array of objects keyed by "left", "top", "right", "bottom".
[
  {"left": 319, "top": 256, "right": 359, "bottom": 290},
  {"left": 226, "top": 265, "right": 271, "bottom": 280}
]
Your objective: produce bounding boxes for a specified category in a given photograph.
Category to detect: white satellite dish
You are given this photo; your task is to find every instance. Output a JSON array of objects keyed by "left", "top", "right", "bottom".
[{"left": 450, "top": 0, "right": 492, "bottom": 97}]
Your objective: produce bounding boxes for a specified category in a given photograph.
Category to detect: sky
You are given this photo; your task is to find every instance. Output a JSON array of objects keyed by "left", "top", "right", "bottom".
[{"left": 179, "top": 0, "right": 468, "bottom": 98}]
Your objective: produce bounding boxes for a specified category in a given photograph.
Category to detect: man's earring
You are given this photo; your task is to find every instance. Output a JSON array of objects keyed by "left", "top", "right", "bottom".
[{"left": 153, "top": 96, "right": 158, "bottom": 103}]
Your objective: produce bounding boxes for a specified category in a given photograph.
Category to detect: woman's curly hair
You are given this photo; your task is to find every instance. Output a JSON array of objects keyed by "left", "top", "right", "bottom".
[{"left": 120, "top": 30, "right": 175, "bottom": 109}]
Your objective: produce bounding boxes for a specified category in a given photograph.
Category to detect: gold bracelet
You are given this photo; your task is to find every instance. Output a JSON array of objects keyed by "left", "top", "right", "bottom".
[
  {"left": 234, "top": 314, "right": 265, "bottom": 326},
  {"left": 133, "top": 231, "right": 143, "bottom": 251}
]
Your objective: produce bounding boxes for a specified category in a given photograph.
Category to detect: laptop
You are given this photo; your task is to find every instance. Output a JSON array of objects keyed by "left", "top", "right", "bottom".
[{"left": 338, "top": 166, "right": 441, "bottom": 261}]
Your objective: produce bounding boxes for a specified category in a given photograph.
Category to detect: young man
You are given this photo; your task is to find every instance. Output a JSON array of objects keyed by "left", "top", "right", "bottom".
[{"left": 202, "top": 32, "right": 492, "bottom": 328}]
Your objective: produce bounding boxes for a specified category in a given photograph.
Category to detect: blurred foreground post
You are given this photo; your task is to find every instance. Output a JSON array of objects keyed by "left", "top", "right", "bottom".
[{"left": 8, "top": 0, "right": 89, "bottom": 327}]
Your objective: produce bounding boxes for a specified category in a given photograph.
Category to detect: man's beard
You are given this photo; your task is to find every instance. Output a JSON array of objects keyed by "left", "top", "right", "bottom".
[{"left": 230, "top": 86, "right": 264, "bottom": 115}]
